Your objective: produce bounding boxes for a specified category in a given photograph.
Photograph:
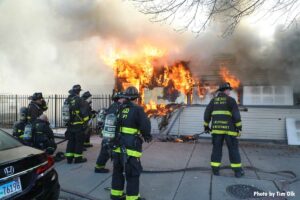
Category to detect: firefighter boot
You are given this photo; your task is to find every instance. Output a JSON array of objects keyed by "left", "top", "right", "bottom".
[
  {"left": 67, "top": 157, "right": 73, "bottom": 164},
  {"left": 84, "top": 143, "right": 93, "bottom": 148},
  {"left": 74, "top": 157, "right": 87, "bottom": 164},
  {"left": 212, "top": 167, "right": 220, "bottom": 176},
  {"left": 94, "top": 166, "right": 110, "bottom": 173},
  {"left": 234, "top": 169, "right": 245, "bottom": 178},
  {"left": 110, "top": 195, "right": 125, "bottom": 200}
]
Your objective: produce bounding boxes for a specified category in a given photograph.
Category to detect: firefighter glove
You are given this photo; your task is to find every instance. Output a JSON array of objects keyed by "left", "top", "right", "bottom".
[
  {"left": 144, "top": 135, "right": 152, "bottom": 143},
  {"left": 204, "top": 125, "right": 211, "bottom": 133},
  {"left": 235, "top": 126, "right": 242, "bottom": 132}
]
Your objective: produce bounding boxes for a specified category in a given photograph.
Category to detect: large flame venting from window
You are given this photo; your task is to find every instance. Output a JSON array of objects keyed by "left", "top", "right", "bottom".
[
  {"left": 101, "top": 44, "right": 241, "bottom": 116},
  {"left": 101, "top": 44, "right": 195, "bottom": 116},
  {"left": 219, "top": 66, "right": 241, "bottom": 89}
]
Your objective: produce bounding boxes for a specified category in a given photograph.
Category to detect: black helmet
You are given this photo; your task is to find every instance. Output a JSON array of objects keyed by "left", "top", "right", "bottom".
[
  {"left": 124, "top": 86, "right": 139, "bottom": 100},
  {"left": 19, "top": 107, "right": 28, "bottom": 121},
  {"left": 81, "top": 91, "right": 92, "bottom": 100},
  {"left": 218, "top": 82, "right": 232, "bottom": 92},
  {"left": 112, "top": 92, "right": 124, "bottom": 101},
  {"left": 30, "top": 92, "right": 43, "bottom": 101},
  {"left": 72, "top": 84, "right": 82, "bottom": 94}
]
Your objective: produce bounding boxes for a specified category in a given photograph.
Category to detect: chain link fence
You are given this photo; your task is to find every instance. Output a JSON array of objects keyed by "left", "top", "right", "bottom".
[{"left": 0, "top": 94, "right": 112, "bottom": 128}]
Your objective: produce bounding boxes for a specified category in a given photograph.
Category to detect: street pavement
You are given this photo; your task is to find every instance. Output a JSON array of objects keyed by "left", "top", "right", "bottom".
[{"left": 56, "top": 135, "right": 300, "bottom": 200}]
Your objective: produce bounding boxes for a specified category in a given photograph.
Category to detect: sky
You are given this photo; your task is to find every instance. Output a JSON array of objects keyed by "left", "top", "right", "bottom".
[{"left": 0, "top": 0, "right": 298, "bottom": 94}]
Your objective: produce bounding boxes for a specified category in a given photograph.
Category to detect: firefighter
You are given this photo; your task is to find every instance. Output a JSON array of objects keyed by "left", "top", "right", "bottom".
[
  {"left": 204, "top": 82, "right": 244, "bottom": 178},
  {"left": 65, "top": 85, "right": 90, "bottom": 164},
  {"left": 27, "top": 92, "right": 48, "bottom": 123},
  {"left": 32, "top": 114, "right": 57, "bottom": 155},
  {"left": 94, "top": 92, "right": 123, "bottom": 173},
  {"left": 81, "top": 91, "right": 96, "bottom": 148},
  {"left": 13, "top": 107, "right": 29, "bottom": 142},
  {"left": 111, "top": 87, "right": 152, "bottom": 200}
]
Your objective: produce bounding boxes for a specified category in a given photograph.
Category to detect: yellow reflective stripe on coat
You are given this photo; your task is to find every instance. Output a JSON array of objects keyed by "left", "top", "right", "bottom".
[
  {"left": 212, "top": 110, "right": 232, "bottom": 116},
  {"left": 71, "top": 121, "right": 84, "bottom": 125},
  {"left": 114, "top": 148, "right": 142, "bottom": 158},
  {"left": 211, "top": 130, "right": 238, "bottom": 136},
  {"left": 204, "top": 121, "right": 209, "bottom": 126},
  {"left": 111, "top": 189, "right": 123, "bottom": 196},
  {"left": 126, "top": 194, "right": 140, "bottom": 200},
  {"left": 231, "top": 163, "right": 242, "bottom": 168},
  {"left": 120, "top": 127, "right": 139, "bottom": 134},
  {"left": 211, "top": 162, "right": 221, "bottom": 167},
  {"left": 83, "top": 116, "right": 89, "bottom": 122},
  {"left": 235, "top": 122, "right": 242, "bottom": 127}
]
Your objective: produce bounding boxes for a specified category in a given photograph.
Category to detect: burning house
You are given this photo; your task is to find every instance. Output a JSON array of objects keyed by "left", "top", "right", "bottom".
[{"left": 101, "top": 45, "right": 300, "bottom": 143}]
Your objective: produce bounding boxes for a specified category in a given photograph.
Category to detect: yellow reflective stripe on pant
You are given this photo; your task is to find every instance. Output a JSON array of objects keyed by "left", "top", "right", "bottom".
[
  {"left": 126, "top": 194, "right": 140, "bottom": 200},
  {"left": 114, "top": 148, "right": 142, "bottom": 158},
  {"left": 212, "top": 110, "right": 232, "bottom": 116},
  {"left": 211, "top": 130, "right": 238, "bottom": 136},
  {"left": 95, "top": 164, "right": 105, "bottom": 169},
  {"left": 231, "top": 163, "right": 242, "bottom": 168},
  {"left": 204, "top": 121, "right": 209, "bottom": 126},
  {"left": 211, "top": 162, "right": 221, "bottom": 167},
  {"left": 65, "top": 153, "right": 74, "bottom": 157},
  {"left": 111, "top": 189, "right": 123, "bottom": 196},
  {"left": 120, "top": 127, "right": 139, "bottom": 134},
  {"left": 74, "top": 153, "right": 83, "bottom": 158}
]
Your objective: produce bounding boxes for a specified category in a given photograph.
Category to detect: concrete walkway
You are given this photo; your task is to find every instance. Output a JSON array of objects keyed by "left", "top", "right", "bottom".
[{"left": 56, "top": 135, "right": 300, "bottom": 200}]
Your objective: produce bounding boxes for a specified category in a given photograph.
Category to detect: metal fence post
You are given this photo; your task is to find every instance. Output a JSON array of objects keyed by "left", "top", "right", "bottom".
[
  {"left": 15, "top": 94, "right": 18, "bottom": 121},
  {"left": 54, "top": 94, "right": 57, "bottom": 128}
]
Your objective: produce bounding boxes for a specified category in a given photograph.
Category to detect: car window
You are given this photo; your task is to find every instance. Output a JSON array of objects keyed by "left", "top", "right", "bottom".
[{"left": 0, "top": 129, "right": 22, "bottom": 150}]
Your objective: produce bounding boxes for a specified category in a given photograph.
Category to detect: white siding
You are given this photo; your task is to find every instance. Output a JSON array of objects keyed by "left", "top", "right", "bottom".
[{"left": 162, "top": 106, "right": 300, "bottom": 140}]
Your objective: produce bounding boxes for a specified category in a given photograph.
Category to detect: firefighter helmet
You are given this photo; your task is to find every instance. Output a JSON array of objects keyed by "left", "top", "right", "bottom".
[
  {"left": 72, "top": 84, "right": 82, "bottom": 94},
  {"left": 124, "top": 86, "right": 139, "bottom": 100},
  {"left": 20, "top": 107, "right": 28, "bottom": 121},
  {"left": 29, "top": 92, "right": 43, "bottom": 101},
  {"left": 112, "top": 92, "right": 124, "bottom": 101},
  {"left": 81, "top": 91, "right": 92, "bottom": 100},
  {"left": 218, "top": 82, "right": 232, "bottom": 92}
]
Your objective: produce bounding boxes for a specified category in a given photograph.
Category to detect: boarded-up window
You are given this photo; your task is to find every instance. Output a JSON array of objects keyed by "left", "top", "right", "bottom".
[{"left": 243, "top": 86, "right": 294, "bottom": 106}]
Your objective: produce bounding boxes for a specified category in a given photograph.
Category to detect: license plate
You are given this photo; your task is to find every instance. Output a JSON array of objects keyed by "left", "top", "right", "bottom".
[{"left": 0, "top": 177, "right": 22, "bottom": 199}]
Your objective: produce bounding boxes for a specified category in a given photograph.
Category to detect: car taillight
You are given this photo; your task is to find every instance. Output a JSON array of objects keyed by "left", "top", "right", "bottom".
[{"left": 36, "top": 155, "right": 54, "bottom": 175}]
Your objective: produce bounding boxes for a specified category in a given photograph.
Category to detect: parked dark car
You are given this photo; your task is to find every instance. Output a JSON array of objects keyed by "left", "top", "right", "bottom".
[{"left": 0, "top": 129, "right": 60, "bottom": 200}]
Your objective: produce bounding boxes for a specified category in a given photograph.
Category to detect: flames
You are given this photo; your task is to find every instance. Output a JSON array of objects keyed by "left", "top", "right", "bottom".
[
  {"left": 101, "top": 44, "right": 195, "bottom": 116},
  {"left": 101, "top": 43, "right": 241, "bottom": 116},
  {"left": 219, "top": 66, "right": 240, "bottom": 89}
]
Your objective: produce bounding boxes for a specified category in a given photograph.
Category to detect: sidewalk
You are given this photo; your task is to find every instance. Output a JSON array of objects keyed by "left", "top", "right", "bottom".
[{"left": 56, "top": 135, "right": 300, "bottom": 200}]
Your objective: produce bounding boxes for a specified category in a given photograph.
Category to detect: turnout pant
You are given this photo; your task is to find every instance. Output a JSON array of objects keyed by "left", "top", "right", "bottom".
[
  {"left": 211, "top": 134, "right": 242, "bottom": 171},
  {"left": 111, "top": 153, "right": 142, "bottom": 200},
  {"left": 84, "top": 126, "right": 92, "bottom": 145},
  {"left": 65, "top": 125, "right": 85, "bottom": 158},
  {"left": 95, "top": 139, "right": 111, "bottom": 168}
]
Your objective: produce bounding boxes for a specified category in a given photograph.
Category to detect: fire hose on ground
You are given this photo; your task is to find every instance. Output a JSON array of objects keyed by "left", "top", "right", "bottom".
[{"left": 55, "top": 131, "right": 299, "bottom": 195}]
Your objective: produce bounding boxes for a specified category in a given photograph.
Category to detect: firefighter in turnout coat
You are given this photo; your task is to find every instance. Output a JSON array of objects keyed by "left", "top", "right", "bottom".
[
  {"left": 204, "top": 82, "right": 244, "bottom": 178},
  {"left": 95, "top": 92, "right": 123, "bottom": 173},
  {"left": 65, "top": 85, "right": 90, "bottom": 164},
  {"left": 111, "top": 87, "right": 152, "bottom": 200}
]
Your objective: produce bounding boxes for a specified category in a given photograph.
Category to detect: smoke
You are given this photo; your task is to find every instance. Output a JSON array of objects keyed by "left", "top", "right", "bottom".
[
  {"left": 182, "top": 23, "right": 300, "bottom": 91},
  {"left": 0, "top": 0, "right": 185, "bottom": 94},
  {"left": 0, "top": 0, "right": 299, "bottom": 95}
]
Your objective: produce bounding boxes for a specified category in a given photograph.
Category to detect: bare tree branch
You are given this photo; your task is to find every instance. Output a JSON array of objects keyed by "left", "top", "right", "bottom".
[{"left": 128, "top": 0, "right": 300, "bottom": 35}]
